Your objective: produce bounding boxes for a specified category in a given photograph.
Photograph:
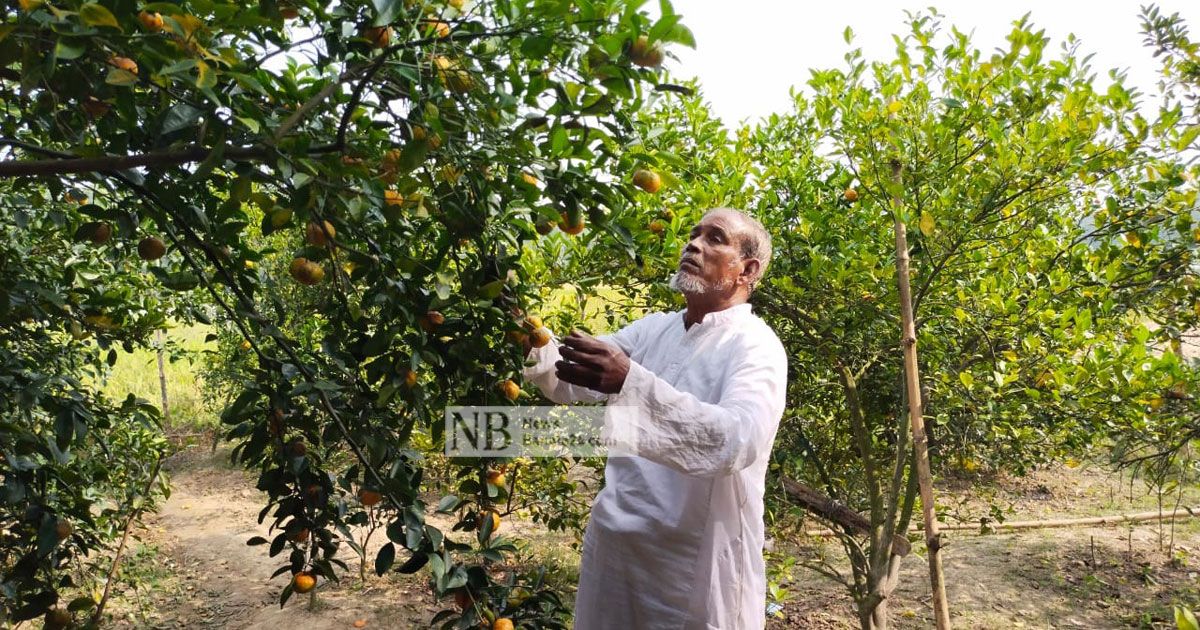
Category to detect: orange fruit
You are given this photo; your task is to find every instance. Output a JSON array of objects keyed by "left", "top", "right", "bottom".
[
  {"left": 420, "top": 310, "right": 445, "bottom": 331},
  {"left": 358, "top": 489, "right": 383, "bottom": 507},
  {"left": 520, "top": 172, "right": 539, "bottom": 186},
  {"left": 82, "top": 96, "right": 111, "bottom": 118},
  {"left": 137, "top": 236, "right": 166, "bottom": 260},
  {"left": 138, "top": 10, "right": 163, "bottom": 31},
  {"left": 90, "top": 222, "right": 113, "bottom": 245},
  {"left": 627, "top": 35, "right": 664, "bottom": 68},
  {"left": 363, "top": 26, "right": 391, "bottom": 48},
  {"left": 486, "top": 470, "right": 506, "bottom": 487},
  {"left": 499, "top": 379, "right": 520, "bottom": 402},
  {"left": 239, "top": 339, "right": 252, "bottom": 351},
  {"left": 843, "top": 187, "right": 859, "bottom": 202},
  {"left": 403, "top": 369, "right": 418, "bottom": 388},
  {"left": 523, "top": 316, "right": 543, "bottom": 330},
  {"left": 507, "top": 329, "right": 528, "bottom": 345},
  {"left": 631, "top": 169, "right": 661, "bottom": 193},
  {"left": 493, "top": 619, "right": 514, "bottom": 630},
  {"left": 384, "top": 190, "right": 405, "bottom": 207},
  {"left": 558, "top": 214, "right": 585, "bottom": 235},
  {"left": 288, "top": 257, "right": 325, "bottom": 285},
  {"left": 424, "top": 19, "right": 452, "bottom": 38},
  {"left": 109, "top": 56, "right": 138, "bottom": 75},
  {"left": 287, "top": 438, "right": 307, "bottom": 457},
  {"left": 534, "top": 219, "right": 555, "bottom": 235},
  {"left": 648, "top": 219, "right": 666, "bottom": 234},
  {"left": 292, "top": 571, "right": 317, "bottom": 593},
  {"left": 305, "top": 220, "right": 336, "bottom": 247},
  {"left": 54, "top": 519, "right": 73, "bottom": 541},
  {"left": 529, "top": 327, "right": 551, "bottom": 348}
]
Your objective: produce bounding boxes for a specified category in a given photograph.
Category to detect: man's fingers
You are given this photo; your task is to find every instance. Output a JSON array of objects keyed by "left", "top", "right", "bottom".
[
  {"left": 561, "top": 331, "right": 610, "bottom": 355},
  {"left": 559, "top": 345, "right": 603, "bottom": 368},
  {"left": 555, "top": 360, "right": 600, "bottom": 387}
]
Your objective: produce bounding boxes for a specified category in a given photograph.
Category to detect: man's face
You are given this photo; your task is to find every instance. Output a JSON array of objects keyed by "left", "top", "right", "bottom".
[{"left": 670, "top": 212, "right": 749, "bottom": 295}]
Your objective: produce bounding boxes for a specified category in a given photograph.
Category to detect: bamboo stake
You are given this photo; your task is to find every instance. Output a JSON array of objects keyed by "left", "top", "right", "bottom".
[
  {"left": 803, "top": 504, "right": 1200, "bottom": 536},
  {"left": 889, "top": 158, "right": 952, "bottom": 629},
  {"left": 156, "top": 329, "right": 169, "bottom": 421}
]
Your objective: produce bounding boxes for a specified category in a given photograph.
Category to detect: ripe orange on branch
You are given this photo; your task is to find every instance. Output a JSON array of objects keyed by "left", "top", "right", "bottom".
[
  {"left": 108, "top": 56, "right": 138, "bottom": 75},
  {"left": 627, "top": 35, "right": 664, "bottom": 68},
  {"left": 362, "top": 26, "right": 391, "bottom": 48},
  {"left": 305, "top": 220, "right": 336, "bottom": 247},
  {"left": 137, "top": 236, "right": 166, "bottom": 260},
  {"left": 358, "top": 489, "right": 383, "bottom": 507},
  {"left": 138, "top": 10, "right": 163, "bottom": 31},
  {"left": 499, "top": 379, "right": 520, "bottom": 401},
  {"left": 292, "top": 571, "right": 317, "bottom": 594},
  {"left": 529, "top": 327, "right": 551, "bottom": 348},
  {"left": 288, "top": 257, "right": 325, "bottom": 285},
  {"left": 843, "top": 187, "right": 859, "bottom": 202},
  {"left": 632, "top": 169, "right": 662, "bottom": 193}
]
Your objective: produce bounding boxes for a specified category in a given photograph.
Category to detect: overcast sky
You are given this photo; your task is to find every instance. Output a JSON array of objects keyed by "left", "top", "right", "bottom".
[{"left": 665, "top": 1, "right": 1200, "bottom": 127}]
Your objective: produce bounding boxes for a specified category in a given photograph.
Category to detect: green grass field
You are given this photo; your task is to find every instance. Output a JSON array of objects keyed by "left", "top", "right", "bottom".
[{"left": 96, "top": 322, "right": 219, "bottom": 432}]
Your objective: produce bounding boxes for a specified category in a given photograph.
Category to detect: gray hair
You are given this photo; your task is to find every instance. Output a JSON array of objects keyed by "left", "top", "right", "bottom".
[{"left": 702, "top": 208, "right": 772, "bottom": 292}]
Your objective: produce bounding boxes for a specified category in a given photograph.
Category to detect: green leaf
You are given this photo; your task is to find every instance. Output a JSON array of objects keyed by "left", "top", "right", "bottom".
[
  {"left": 236, "top": 116, "right": 260, "bottom": 134},
  {"left": 105, "top": 68, "right": 138, "bottom": 87},
  {"left": 520, "top": 35, "right": 553, "bottom": 58},
  {"left": 55, "top": 40, "right": 87, "bottom": 60},
  {"left": 374, "top": 542, "right": 395, "bottom": 575},
  {"left": 196, "top": 61, "right": 217, "bottom": 90},
  {"left": 79, "top": 3, "right": 122, "bottom": 30},
  {"left": 1177, "top": 606, "right": 1199, "bottom": 630},
  {"left": 959, "top": 372, "right": 974, "bottom": 388},
  {"left": 371, "top": 0, "right": 404, "bottom": 26}
]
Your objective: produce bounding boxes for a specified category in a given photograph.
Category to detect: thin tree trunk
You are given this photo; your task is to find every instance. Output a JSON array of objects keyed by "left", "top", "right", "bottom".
[
  {"left": 156, "top": 329, "right": 169, "bottom": 422},
  {"left": 91, "top": 457, "right": 163, "bottom": 625},
  {"left": 889, "top": 158, "right": 952, "bottom": 629}
]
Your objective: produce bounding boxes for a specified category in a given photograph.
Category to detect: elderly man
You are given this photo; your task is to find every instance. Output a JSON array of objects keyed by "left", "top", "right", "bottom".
[{"left": 522, "top": 208, "right": 788, "bottom": 629}]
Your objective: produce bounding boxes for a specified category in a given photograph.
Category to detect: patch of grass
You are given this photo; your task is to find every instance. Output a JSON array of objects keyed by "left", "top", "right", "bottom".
[{"left": 98, "top": 322, "right": 218, "bottom": 433}]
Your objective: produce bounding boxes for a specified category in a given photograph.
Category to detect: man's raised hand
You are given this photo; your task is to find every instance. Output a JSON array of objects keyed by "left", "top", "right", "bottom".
[{"left": 555, "top": 331, "right": 630, "bottom": 394}]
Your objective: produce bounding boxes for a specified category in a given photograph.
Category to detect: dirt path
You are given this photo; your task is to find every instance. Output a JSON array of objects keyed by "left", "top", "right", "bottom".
[
  {"left": 104, "top": 449, "right": 1200, "bottom": 629},
  {"left": 110, "top": 449, "right": 437, "bottom": 629}
]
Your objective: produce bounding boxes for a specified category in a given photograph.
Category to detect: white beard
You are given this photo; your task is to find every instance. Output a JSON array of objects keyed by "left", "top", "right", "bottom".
[{"left": 669, "top": 267, "right": 734, "bottom": 295}]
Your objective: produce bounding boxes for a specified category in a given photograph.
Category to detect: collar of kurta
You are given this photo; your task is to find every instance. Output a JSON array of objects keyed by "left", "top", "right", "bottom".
[{"left": 678, "top": 302, "right": 753, "bottom": 330}]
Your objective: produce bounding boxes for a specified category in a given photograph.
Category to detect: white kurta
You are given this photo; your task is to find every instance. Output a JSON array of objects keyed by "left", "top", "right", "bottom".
[{"left": 523, "top": 302, "right": 788, "bottom": 630}]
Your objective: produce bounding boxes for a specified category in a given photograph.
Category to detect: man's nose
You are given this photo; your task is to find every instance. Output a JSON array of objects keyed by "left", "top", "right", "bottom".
[{"left": 683, "top": 238, "right": 701, "bottom": 254}]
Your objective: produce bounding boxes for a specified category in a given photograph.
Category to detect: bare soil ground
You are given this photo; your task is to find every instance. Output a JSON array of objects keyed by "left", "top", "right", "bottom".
[
  {"left": 770, "top": 465, "right": 1200, "bottom": 629},
  {"left": 100, "top": 446, "right": 1200, "bottom": 629}
]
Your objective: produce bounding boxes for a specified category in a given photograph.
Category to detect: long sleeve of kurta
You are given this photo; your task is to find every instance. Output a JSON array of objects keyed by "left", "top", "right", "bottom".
[
  {"left": 521, "top": 317, "right": 653, "bottom": 405},
  {"left": 605, "top": 341, "right": 787, "bottom": 478}
]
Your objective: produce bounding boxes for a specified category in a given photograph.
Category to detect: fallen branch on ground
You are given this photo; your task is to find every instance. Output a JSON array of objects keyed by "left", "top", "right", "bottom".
[{"left": 802, "top": 506, "right": 1200, "bottom": 537}]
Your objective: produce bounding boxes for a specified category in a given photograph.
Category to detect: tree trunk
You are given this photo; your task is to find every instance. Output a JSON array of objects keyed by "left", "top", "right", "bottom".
[{"left": 889, "top": 158, "right": 952, "bottom": 629}]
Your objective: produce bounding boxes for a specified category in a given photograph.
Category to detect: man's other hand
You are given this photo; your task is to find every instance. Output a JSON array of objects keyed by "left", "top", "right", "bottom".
[{"left": 555, "top": 331, "right": 630, "bottom": 394}]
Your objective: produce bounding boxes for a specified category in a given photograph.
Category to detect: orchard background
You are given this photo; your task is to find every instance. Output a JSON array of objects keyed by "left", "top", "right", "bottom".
[{"left": 3, "top": 0, "right": 1200, "bottom": 628}]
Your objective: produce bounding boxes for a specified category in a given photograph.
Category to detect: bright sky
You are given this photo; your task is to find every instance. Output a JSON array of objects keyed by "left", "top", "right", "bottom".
[{"left": 667, "top": 1, "right": 1200, "bottom": 127}]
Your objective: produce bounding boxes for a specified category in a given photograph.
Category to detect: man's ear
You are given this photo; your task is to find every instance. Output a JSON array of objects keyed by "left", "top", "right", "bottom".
[{"left": 738, "top": 258, "right": 761, "bottom": 286}]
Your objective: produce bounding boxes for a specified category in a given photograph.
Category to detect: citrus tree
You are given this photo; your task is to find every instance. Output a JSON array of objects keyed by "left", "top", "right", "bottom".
[
  {"left": 624, "top": 10, "right": 1200, "bottom": 629},
  {"left": 0, "top": 0, "right": 694, "bottom": 626},
  {"left": 0, "top": 176, "right": 171, "bottom": 625}
]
